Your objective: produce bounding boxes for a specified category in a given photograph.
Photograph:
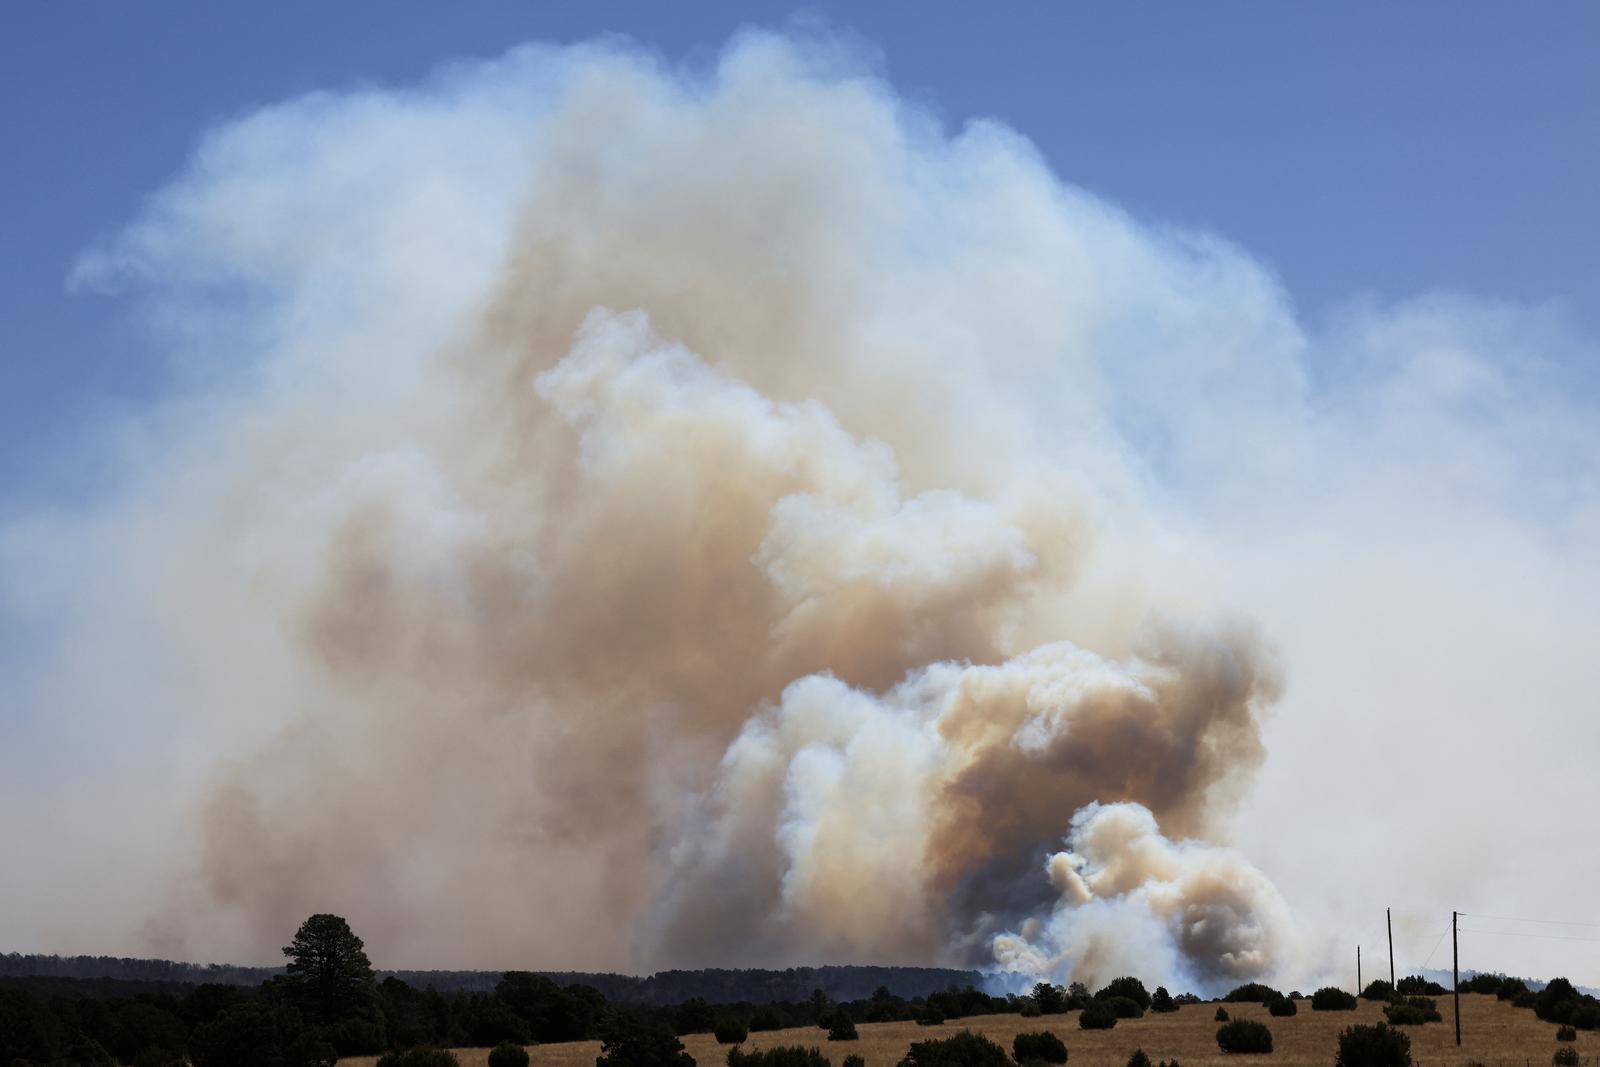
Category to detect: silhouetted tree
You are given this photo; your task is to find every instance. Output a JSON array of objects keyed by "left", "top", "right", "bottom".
[{"left": 282, "top": 914, "right": 376, "bottom": 1026}]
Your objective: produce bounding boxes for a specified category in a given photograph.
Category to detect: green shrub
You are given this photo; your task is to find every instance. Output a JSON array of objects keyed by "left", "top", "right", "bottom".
[
  {"left": 1213, "top": 1007, "right": 1229, "bottom": 1022},
  {"left": 376, "top": 1051, "right": 460, "bottom": 1067},
  {"left": 1535, "top": 980, "right": 1580, "bottom": 1023},
  {"left": 729, "top": 1048, "right": 830, "bottom": 1067},
  {"left": 826, "top": 1019, "right": 858, "bottom": 1042},
  {"left": 1149, "top": 987, "right": 1177, "bottom": 1014},
  {"left": 1571, "top": 1002, "right": 1600, "bottom": 1030},
  {"left": 1127, "top": 1053, "right": 1151, "bottom": 1067},
  {"left": 1267, "top": 995, "right": 1297, "bottom": 1017},
  {"left": 1223, "top": 983, "right": 1281, "bottom": 1004},
  {"left": 1030, "top": 984, "right": 1067, "bottom": 1016},
  {"left": 597, "top": 1019, "right": 696, "bottom": 1067},
  {"left": 489, "top": 1045, "right": 531, "bottom": 1067},
  {"left": 1313, "top": 987, "right": 1358, "bottom": 1011},
  {"left": 1360, "top": 981, "right": 1394, "bottom": 1002},
  {"left": 1011, "top": 1031, "right": 1067, "bottom": 1064},
  {"left": 1334, "top": 1022, "right": 1411, "bottom": 1067},
  {"left": 897, "top": 1031, "right": 1011, "bottom": 1067},
  {"left": 750, "top": 1010, "right": 783, "bottom": 1033},
  {"left": 1553, "top": 1049, "right": 1579, "bottom": 1067},
  {"left": 1556, "top": 1026, "right": 1577, "bottom": 1042},
  {"left": 1095, "top": 979, "right": 1151, "bottom": 1011},
  {"left": 1382, "top": 997, "right": 1440, "bottom": 1025},
  {"left": 715, "top": 1020, "right": 749, "bottom": 1046},
  {"left": 918, "top": 1007, "right": 945, "bottom": 1026},
  {"left": 1215, "top": 1019, "right": 1272, "bottom": 1054},
  {"left": 843, "top": 1057, "right": 863, "bottom": 1067},
  {"left": 1496, "top": 978, "right": 1529, "bottom": 1001},
  {"left": 1103, "top": 996, "right": 1143, "bottom": 1020},
  {"left": 1077, "top": 1002, "right": 1116, "bottom": 1031},
  {"left": 1396, "top": 976, "right": 1444, "bottom": 996}
]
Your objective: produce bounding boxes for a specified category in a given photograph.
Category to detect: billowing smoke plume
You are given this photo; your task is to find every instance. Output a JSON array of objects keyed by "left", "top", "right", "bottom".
[{"left": 27, "top": 27, "right": 1600, "bottom": 991}]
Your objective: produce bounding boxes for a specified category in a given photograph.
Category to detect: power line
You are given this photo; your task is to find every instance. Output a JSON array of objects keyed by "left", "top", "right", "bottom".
[
  {"left": 1421, "top": 922, "right": 1451, "bottom": 969},
  {"left": 1458, "top": 927, "right": 1600, "bottom": 945},
  {"left": 1458, "top": 912, "right": 1600, "bottom": 930}
]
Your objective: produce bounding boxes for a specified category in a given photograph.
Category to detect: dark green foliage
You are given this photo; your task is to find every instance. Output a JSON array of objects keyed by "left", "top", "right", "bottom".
[
  {"left": 1312, "top": 987, "right": 1358, "bottom": 1011},
  {"left": 1571, "top": 1002, "right": 1600, "bottom": 1030},
  {"left": 1496, "top": 977, "right": 1529, "bottom": 1001},
  {"left": 130, "top": 1047, "right": 185, "bottom": 1067},
  {"left": 1030, "top": 985, "right": 1066, "bottom": 1016},
  {"left": 1556, "top": 1025, "right": 1577, "bottom": 1042},
  {"left": 190, "top": 999, "right": 333, "bottom": 1067},
  {"left": 1334, "top": 1022, "right": 1411, "bottom": 1067},
  {"left": 64, "top": 1038, "right": 114, "bottom": 1066},
  {"left": 897, "top": 1030, "right": 1011, "bottom": 1067},
  {"left": 1214, "top": 1007, "right": 1229, "bottom": 1022},
  {"left": 1094, "top": 978, "right": 1150, "bottom": 1011},
  {"left": 1267, "top": 995, "right": 1297, "bottom": 1017},
  {"left": 1515, "top": 991, "right": 1537, "bottom": 1009},
  {"left": 826, "top": 1018, "right": 858, "bottom": 1041},
  {"left": 1127, "top": 1052, "right": 1151, "bottom": 1067},
  {"left": 750, "top": 1009, "right": 784, "bottom": 1033},
  {"left": 1360, "top": 980, "right": 1394, "bottom": 1002},
  {"left": 728, "top": 1047, "right": 829, "bottom": 1067},
  {"left": 597, "top": 1017, "right": 696, "bottom": 1067},
  {"left": 1395, "top": 977, "right": 1444, "bottom": 997},
  {"left": 1382, "top": 997, "right": 1440, "bottom": 1025},
  {"left": 918, "top": 1007, "right": 945, "bottom": 1026},
  {"left": 1215, "top": 1019, "right": 1272, "bottom": 1054},
  {"left": 1102, "top": 997, "right": 1143, "bottom": 1020},
  {"left": 1076, "top": 1002, "right": 1115, "bottom": 1031},
  {"left": 1011, "top": 1030, "right": 1067, "bottom": 1064},
  {"left": 489, "top": 1043, "right": 532, "bottom": 1067},
  {"left": 1553, "top": 1049, "right": 1579, "bottom": 1067},
  {"left": 843, "top": 1057, "right": 863, "bottom": 1067},
  {"left": 1223, "top": 984, "right": 1281, "bottom": 1004},
  {"left": 282, "top": 914, "right": 376, "bottom": 1028},
  {"left": 1150, "top": 987, "right": 1177, "bottom": 1014},
  {"left": 674, "top": 998, "right": 718, "bottom": 1036},
  {"left": 714, "top": 1019, "right": 749, "bottom": 1045},
  {"left": 376, "top": 1050, "right": 461, "bottom": 1067},
  {"left": 497, "top": 973, "right": 603, "bottom": 1043}
]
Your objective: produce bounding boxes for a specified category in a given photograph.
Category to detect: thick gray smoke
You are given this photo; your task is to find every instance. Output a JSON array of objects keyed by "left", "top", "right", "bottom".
[{"left": 12, "top": 28, "right": 1598, "bottom": 991}]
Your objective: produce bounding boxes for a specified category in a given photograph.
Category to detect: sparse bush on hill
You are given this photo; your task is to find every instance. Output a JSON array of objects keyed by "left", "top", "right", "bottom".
[
  {"left": 897, "top": 1031, "right": 1010, "bottom": 1067},
  {"left": 1313, "top": 987, "right": 1358, "bottom": 1011},
  {"left": 1455, "top": 974, "right": 1501, "bottom": 995},
  {"left": 750, "top": 1009, "right": 783, "bottom": 1033},
  {"left": 1103, "top": 996, "right": 1143, "bottom": 1020},
  {"left": 1515, "top": 991, "right": 1537, "bottom": 1009},
  {"left": 1030, "top": 984, "right": 1066, "bottom": 1015},
  {"left": 489, "top": 1044, "right": 531, "bottom": 1067},
  {"left": 1011, "top": 1030, "right": 1067, "bottom": 1064},
  {"left": 1572, "top": 1002, "right": 1600, "bottom": 1029},
  {"left": 1150, "top": 987, "right": 1177, "bottom": 1014},
  {"left": 1496, "top": 977, "right": 1529, "bottom": 1001},
  {"left": 1077, "top": 1002, "right": 1116, "bottom": 1031},
  {"left": 1223, "top": 983, "right": 1281, "bottom": 1004},
  {"left": 1127, "top": 1052, "right": 1151, "bottom": 1067},
  {"left": 714, "top": 1020, "right": 748, "bottom": 1045},
  {"left": 1360, "top": 980, "right": 1394, "bottom": 1001},
  {"left": 1382, "top": 997, "right": 1440, "bottom": 1025},
  {"left": 842, "top": 1056, "right": 864, "bottom": 1067},
  {"left": 675, "top": 998, "right": 718, "bottom": 1036},
  {"left": 728, "top": 1046, "right": 830, "bottom": 1067},
  {"left": 1396, "top": 976, "right": 1444, "bottom": 997},
  {"left": 918, "top": 1007, "right": 945, "bottom": 1026},
  {"left": 1334, "top": 1022, "right": 1411, "bottom": 1067},
  {"left": 598, "top": 1018, "right": 696, "bottom": 1067},
  {"left": 1556, "top": 1025, "right": 1577, "bottom": 1042},
  {"left": 826, "top": 1018, "right": 858, "bottom": 1042},
  {"left": 1214, "top": 1007, "right": 1229, "bottom": 1022},
  {"left": 1215, "top": 1018, "right": 1272, "bottom": 1053},
  {"left": 1095, "top": 978, "right": 1151, "bottom": 1011},
  {"left": 1267, "top": 995, "right": 1296, "bottom": 1017},
  {"left": 375, "top": 1049, "right": 460, "bottom": 1067},
  {"left": 1553, "top": 1048, "right": 1579, "bottom": 1067}
]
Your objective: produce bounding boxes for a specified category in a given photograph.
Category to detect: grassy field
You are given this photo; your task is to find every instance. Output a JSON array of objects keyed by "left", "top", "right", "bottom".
[{"left": 343, "top": 995, "right": 1598, "bottom": 1067}]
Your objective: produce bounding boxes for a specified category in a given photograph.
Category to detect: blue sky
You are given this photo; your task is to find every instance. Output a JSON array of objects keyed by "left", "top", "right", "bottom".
[{"left": 3, "top": 2, "right": 1596, "bottom": 503}]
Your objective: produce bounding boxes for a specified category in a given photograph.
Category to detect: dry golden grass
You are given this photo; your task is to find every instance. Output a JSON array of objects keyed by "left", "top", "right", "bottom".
[{"left": 341, "top": 995, "right": 1598, "bottom": 1067}]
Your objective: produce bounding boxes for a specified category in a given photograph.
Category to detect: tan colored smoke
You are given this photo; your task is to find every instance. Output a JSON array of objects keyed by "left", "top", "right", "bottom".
[{"left": 44, "top": 31, "right": 1306, "bottom": 985}]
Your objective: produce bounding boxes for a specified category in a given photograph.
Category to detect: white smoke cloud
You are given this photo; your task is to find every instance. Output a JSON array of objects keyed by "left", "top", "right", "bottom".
[{"left": 3, "top": 27, "right": 1598, "bottom": 990}]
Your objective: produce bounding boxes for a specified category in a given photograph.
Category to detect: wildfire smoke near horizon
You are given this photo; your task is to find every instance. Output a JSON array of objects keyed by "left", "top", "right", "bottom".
[{"left": 4, "top": 28, "right": 1599, "bottom": 993}]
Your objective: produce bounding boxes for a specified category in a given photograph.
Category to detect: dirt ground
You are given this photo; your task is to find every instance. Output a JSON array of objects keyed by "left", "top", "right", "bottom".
[{"left": 341, "top": 995, "right": 1598, "bottom": 1067}]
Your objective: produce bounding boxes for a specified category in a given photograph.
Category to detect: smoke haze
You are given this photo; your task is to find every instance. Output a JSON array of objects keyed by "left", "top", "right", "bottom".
[{"left": 4, "top": 29, "right": 1599, "bottom": 991}]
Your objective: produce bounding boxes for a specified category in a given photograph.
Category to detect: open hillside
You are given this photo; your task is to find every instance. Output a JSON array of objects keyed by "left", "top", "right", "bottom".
[{"left": 342, "top": 996, "right": 1599, "bottom": 1067}]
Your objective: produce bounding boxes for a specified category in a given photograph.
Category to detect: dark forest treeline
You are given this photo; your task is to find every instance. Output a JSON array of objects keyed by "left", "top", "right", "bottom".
[{"left": 0, "top": 955, "right": 979, "bottom": 1004}]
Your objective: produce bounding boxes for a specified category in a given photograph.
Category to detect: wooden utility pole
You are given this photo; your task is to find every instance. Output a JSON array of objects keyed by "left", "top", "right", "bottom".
[
  {"left": 1453, "top": 910, "right": 1462, "bottom": 1046},
  {"left": 1357, "top": 945, "right": 1362, "bottom": 992},
  {"left": 1387, "top": 907, "right": 1396, "bottom": 989}
]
